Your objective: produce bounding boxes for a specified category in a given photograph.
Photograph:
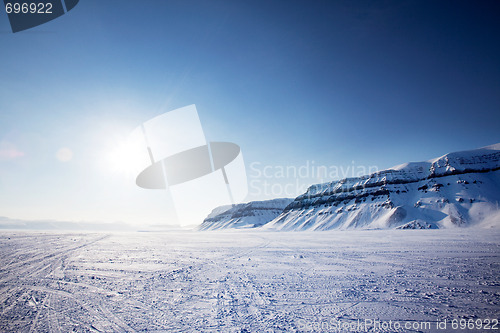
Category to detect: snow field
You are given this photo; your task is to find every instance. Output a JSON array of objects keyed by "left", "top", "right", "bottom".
[{"left": 0, "top": 230, "right": 498, "bottom": 332}]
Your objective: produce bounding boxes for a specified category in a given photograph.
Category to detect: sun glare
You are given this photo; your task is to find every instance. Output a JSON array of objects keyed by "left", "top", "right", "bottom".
[
  {"left": 97, "top": 124, "right": 149, "bottom": 180},
  {"left": 106, "top": 137, "right": 147, "bottom": 178}
]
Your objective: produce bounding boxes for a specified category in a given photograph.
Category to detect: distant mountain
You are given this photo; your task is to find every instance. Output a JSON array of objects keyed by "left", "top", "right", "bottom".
[
  {"left": 264, "top": 143, "right": 500, "bottom": 230},
  {"left": 0, "top": 216, "right": 134, "bottom": 231},
  {"left": 198, "top": 198, "right": 293, "bottom": 231}
]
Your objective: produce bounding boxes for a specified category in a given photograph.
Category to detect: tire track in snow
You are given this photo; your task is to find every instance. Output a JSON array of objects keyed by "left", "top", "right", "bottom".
[{"left": 0, "top": 234, "right": 137, "bottom": 332}]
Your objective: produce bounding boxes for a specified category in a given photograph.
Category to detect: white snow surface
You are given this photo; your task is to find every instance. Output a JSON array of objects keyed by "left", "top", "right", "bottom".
[
  {"left": 198, "top": 198, "right": 293, "bottom": 231},
  {"left": 265, "top": 143, "right": 500, "bottom": 230},
  {"left": 0, "top": 230, "right": 498, "bottom": 332}
]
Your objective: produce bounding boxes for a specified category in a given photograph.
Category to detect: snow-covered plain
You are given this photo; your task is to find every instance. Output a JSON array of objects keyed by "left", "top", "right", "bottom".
[{"left": 0, "top": 230, "right": 498, "bottom": 332}]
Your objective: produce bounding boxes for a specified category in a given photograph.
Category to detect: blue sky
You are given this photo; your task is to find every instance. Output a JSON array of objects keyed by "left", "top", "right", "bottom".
[{"left": 0, "top": 1, "right": 499, "bottom": 225}]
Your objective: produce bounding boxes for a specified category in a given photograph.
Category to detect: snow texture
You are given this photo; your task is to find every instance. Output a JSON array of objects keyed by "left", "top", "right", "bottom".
[
  {"left": 0, "top": 230, "right": 498, "bottom": 332},
  {"left": 265, "top": 143, "right": 500, "bottom": 230}
]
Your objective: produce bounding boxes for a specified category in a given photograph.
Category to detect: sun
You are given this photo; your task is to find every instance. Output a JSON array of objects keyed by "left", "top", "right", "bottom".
[
  {"left": 99, "top": 125, "right": 149, "bottom": 180},
  {"left": 106, "top": 138, "right": 146, "bottom": 179}
]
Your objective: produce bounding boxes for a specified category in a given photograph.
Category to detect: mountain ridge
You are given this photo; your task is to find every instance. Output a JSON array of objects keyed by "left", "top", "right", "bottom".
[
  {"left": 265, "top": 143, "right": 500, "bottom": 230},
  {"left": 198, "top": 198, "right": 293, "bottom": 231}
]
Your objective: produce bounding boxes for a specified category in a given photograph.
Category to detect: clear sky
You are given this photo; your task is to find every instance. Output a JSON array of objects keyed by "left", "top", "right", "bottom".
[{"left": 0, "top": 0, "right": 499, "bottom": 225}]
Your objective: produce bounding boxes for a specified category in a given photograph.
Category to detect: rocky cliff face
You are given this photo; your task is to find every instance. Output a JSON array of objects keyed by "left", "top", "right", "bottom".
[
  {"left": 198, "top": 198, "right": 293, "bottom": 231},
  {"left": 264, "top": 144, "right": 500, "bottom": 230}
]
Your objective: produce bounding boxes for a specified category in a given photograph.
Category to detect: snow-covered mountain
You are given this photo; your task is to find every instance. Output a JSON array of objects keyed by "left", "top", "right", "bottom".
[
  {"left": 264, "top": 143, "right": 500, "bottom": 230},
  {"left": 198, "top": 198, "right": 293, "bottom": 231}
]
